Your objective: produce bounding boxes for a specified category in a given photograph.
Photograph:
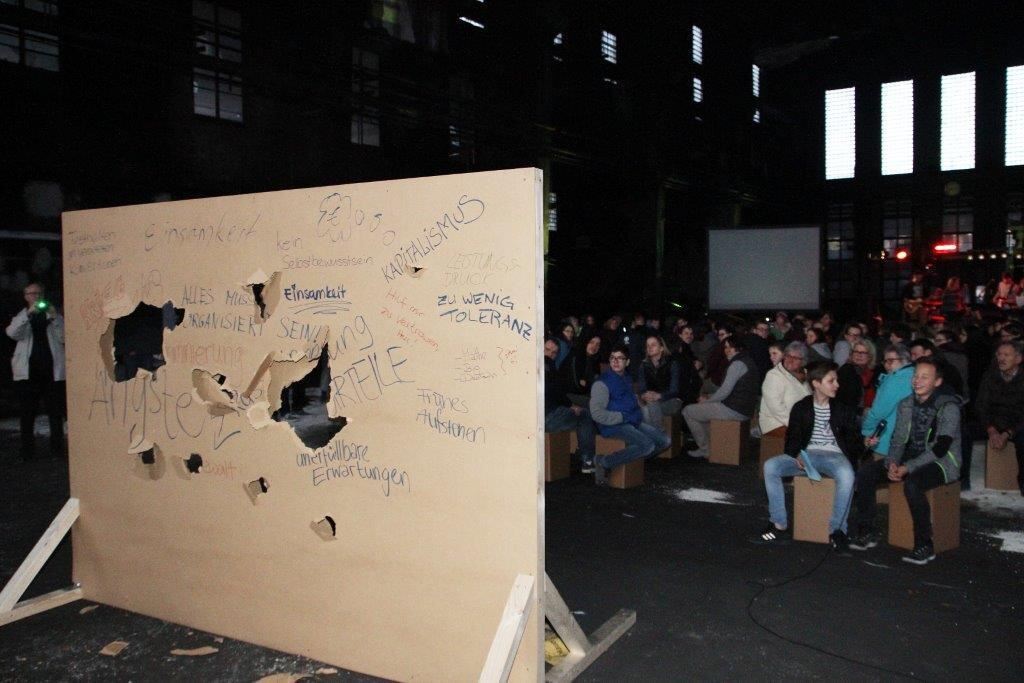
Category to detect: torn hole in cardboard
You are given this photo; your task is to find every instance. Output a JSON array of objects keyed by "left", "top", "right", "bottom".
[
  {"left": 245, "top": 477, "right": 269, "bottom": 504},
  {"left": 312, "top": 515, "right": 337, "bottom": 540},
  {"left": 245, "top": 270, "right": 281, "bottom": 322},
  {"left": 129, "top": 441, "right": 166, "bottom": 480},
  {"left": 192, "top": 368, "right": 240, "bottom": 417},
  {"left": 184, "top": 453, "right": 203, "bottom": 474},
  {"left": 406, "top": 265, "right": 425, "bottom": 278},
  {"left": 101, "top": 301, "right": 184, "bottom": 382},
  {"left": 268, "top": 342, "right": 346, "bottom": 450}
]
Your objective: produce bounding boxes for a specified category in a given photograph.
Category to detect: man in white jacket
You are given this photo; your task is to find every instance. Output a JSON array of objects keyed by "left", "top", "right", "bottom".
[
  {"left": 5, "top": 283, "right": 65, "bottom": 459},
  {"left": 759, "top": 341, "right": 810, "bottom": 438}
]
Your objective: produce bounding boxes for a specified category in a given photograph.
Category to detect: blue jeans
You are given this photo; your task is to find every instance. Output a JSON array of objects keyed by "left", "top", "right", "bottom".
[
  {"left": 599, "top": 422, "right": 671, "bottom": 468},
  {"left": 763, "top": 449, "right": 855, "bottom": 534},
  {"left": 545, "top": 406, "right": 596, "bottom": 459}
]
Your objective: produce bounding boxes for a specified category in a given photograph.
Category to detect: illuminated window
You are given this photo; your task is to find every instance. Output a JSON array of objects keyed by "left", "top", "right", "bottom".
[
  {"left": 941, "top": 72, "right": 975, "bottom": 171},
  {"left": 752, "top": 64, "right": 760, "bottom": 97},
  {"left": 691, "top": 25, "right": 702, "bottom": 64},
  {"left": 825, "top": 87, "right": 855, "bottom": 179},
  {"left": 881, "top": 80, "right": 914, "bottom": 175},
  {"left": 601, "top": 30, "right": 616, "bottom": 64},
  {"left": 1006, "top": 66, "right": 1024, "bottom": 166},
  {"left": 693, "top": 76, "right": 702, "bottom": 103}
]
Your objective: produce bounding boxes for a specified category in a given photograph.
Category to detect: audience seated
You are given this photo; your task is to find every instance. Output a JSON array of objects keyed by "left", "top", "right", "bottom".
[
  {"left": 683, "top": 336, "right": 760, "bottom": 459},
  {"left": 756, "top": 361, "right": 860, "bottom": 549},
  {"left": 974, "top": 340, "right": 1024, "bottom": 496},
  {"left": 768, "top": 340, "right": 786, "bottom": 367},
  {"left": 544, "top": 338, "right": 596, "bottom": 471},
  {"left": 743, "top": 319, "right": 772, "bottom": 382},
  {"left": 850, "top": 359, "right": 963, "bottom": 564},
  {"left": 589, "top": 344, "right": 671, "bottom": 484},
  {"left": 836, "top": 338, "right": 877, "bottom": 412},
  {"left": 805, "top": 326, "right": 832, "bottom": 363},
  {"left": 758, "top": 341, "right": 810, "bottom": 438},
  {"left": 636, "top": 335, "right": 683, "bottom": 426},
  {"left": 672, "top": 324, "right": 702, "bottom": 406},
  {"left": 833, "top": 323, "right": 864, "bottom": 366},
  {"left": 567, "top": 333, "right": 603, "bottom": 402},
  {"left": 861, "top": 343, "right": 914, "bottom": 460}
]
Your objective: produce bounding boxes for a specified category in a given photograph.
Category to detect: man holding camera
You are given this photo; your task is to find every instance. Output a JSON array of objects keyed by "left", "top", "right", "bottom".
[{"left": 5, "top": 282, "right": 65, "bottom": 460}]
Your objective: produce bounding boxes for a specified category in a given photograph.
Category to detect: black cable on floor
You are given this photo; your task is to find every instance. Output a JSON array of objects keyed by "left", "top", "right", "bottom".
[{"left": 745, "top": 544, "right": 932, "bottom": 682}]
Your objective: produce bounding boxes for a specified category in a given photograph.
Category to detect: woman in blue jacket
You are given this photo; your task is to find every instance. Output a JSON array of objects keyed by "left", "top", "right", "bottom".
[{"left": 862, "top": 343, "right": 914, "bottom": 457}]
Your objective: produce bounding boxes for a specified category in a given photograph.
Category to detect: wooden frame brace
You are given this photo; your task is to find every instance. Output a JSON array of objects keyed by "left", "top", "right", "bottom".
[{"left": 0, "top": 498, "right": 82, "bottom": 626}]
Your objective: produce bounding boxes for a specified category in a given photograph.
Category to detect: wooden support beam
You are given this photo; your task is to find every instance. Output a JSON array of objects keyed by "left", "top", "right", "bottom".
[
  {"left": 545, "top": 608, "right": 636, "bottom": 683},
  {"left": 0, "top": 498, "right": 79, "bottom": 613},
  {"left": 0, "top": 586, "right": 83, "bottom": 627},
  {"left": 542, "top": 573, "right": 590, "bottom": 654},
  {"left": 479, "top": 574, "right": 535, "bottom": 683}
]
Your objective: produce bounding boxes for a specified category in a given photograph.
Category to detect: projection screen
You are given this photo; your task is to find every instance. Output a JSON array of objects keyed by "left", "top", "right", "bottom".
[{"left": 708, "top": 226, "right": 821, "bottom": 310}]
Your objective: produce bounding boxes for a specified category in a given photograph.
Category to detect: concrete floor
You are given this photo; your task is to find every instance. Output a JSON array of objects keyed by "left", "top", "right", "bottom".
[{"left": 2, "top": 424, "right": 1023, "bottom": 682}]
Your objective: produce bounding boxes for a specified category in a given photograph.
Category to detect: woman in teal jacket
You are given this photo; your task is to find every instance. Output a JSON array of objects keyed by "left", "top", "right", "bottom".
[{"left": 861, "top": 343, "right": 914, "bottom": 455}]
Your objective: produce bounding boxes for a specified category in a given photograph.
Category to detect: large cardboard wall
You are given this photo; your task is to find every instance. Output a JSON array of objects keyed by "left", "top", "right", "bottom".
[{"left": 61, "top": 169, "right": 544, "bottom": 681}]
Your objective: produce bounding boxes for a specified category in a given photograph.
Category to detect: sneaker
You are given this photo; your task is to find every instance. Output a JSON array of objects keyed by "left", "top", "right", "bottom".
[
  {"left": 593, "top": 456, "right": 608, "bottom": 486},
  {"left": 754, "top": 524, "right": 789, "bottom": 543},
  {"left": 848, "top": 529, "right": 882, "bottom": 551},
  {"left": 829, "top": 530, "right": 850, "bottom": 552},
  {"left": 686, "top": 448, "right": 708, "bottom": 459},
  {"left": 581, "top": 456, "right": 595, "bottom": 474},
  {"left": 901, "top": 543, "right": 936, "bottom": 565}
]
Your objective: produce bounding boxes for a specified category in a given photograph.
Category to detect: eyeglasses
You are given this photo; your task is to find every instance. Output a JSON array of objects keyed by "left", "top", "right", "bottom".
[
  {"left": 609, "top": 355, "right": 628, "bottom": 362},
  {"left": 883, "top": 357, "right": 901, "bottom": 364}
]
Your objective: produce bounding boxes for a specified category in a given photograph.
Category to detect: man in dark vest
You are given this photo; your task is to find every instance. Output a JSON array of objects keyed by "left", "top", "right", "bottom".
[
  {"left": 683, "top": 336, "right": 759, "bottom": 459},
  {"left": 589, "top": 344, "right": 671, "bottom": 484}
]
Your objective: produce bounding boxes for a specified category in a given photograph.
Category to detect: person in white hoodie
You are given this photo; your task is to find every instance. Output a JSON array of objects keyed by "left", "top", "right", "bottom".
[
  {"left": 759, "top": 341, "right": 811, "bottom": 439},
  {"left": 5, "top": 282, "right": 65, "bottom": 459}
]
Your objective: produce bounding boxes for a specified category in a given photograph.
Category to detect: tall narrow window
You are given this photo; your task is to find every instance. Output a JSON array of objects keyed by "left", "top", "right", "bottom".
[
  {"left": 881, "top": 80, "right": 914, "bottom": 175},
  {"left": 0, "top": 0, "right": 59, "bottom": 72},
  {"left": 600, "top": 30, "right": 616, "bottom": 64},
  {"left": 691, "top": 25, "right": 702, "bottom": 64},
  {"left": 192, "top": 1, "right": 242, "bottom": 121},
  {"left": 825, "top": 87, "right": 856, "bottom": 179},
  {"left": 351, "top": 47, "right": 380, "bottom": 146},
  {"left": 941, "top": 72, "right": 975, "bottom": 171},
  {"left": 693, "top": 77, "right": 703, "bottom": 103},
  {"left": 546, "top": 192, "right": 558, "bottom": 232},
  {"left": 942, "top": 196, "right": 973, "bottom": 252},
  {"left": 752, "top": 64, "right": 760, "bottom": 123},
  {"left": 1006, "top": 65, "right": 1024, "bottom": 166}
]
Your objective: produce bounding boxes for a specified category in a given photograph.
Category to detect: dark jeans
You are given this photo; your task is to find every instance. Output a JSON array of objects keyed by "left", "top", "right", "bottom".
[
  {"left": 16, "top": 379, "right": 65, "bottom": 456},
  {"left": 854, "top": 459, "right": 946, "bottom": 546}
]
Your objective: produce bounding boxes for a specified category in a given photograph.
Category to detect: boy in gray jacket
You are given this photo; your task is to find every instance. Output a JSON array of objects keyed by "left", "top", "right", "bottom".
[{"left": 849, "top": 358, "right": 962, "bottom": 564}]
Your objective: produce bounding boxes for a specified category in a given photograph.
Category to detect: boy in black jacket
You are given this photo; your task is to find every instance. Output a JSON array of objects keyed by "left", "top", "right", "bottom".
[{"left": 757, "top": 361, "right": 862, "bottom": 549}]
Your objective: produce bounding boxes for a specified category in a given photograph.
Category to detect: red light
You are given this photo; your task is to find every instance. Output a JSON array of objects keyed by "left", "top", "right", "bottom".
[
  {"left": 895, "top": 249, "right": 909, "bottom": 261},
  {"left": 933, "top": 243, "right": 957, "bottom": 253}
]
